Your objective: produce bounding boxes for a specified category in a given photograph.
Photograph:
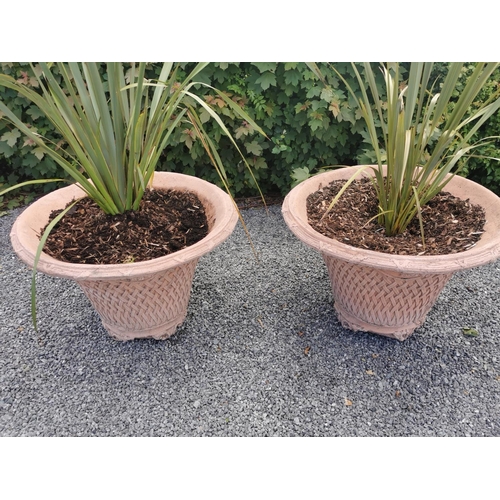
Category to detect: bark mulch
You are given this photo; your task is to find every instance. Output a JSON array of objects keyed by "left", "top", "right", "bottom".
[
  {"left": 307, "top": 178, "right": 486, "bottom": 256},
  {"left": 42, "top": 189, "right": 209, "bottom": 265}
]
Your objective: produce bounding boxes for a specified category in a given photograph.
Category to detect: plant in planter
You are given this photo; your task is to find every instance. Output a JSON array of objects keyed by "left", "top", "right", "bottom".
[
  {"left": 0, "top": 62, "right": 265, "bottom": 340},
  {"left": 282, "top": 62, "right": 500, "bottom": 340}
]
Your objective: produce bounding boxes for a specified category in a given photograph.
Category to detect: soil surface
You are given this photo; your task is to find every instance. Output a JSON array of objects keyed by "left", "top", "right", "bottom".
[
  {"left": 307, "top": 178, "right": 486, "bottom": 256},
  {"left": 42, "top": 189, "right": 209, "bottom": 265}
]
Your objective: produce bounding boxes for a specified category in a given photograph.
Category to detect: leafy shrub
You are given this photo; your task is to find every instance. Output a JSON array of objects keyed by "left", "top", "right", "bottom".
[
  {"left": 164, "top": 63, "right": 396, "bottom": 195},
  {"left": 0, "top": 63, "right": 67, "bottom": 206},
  {"left": 456, "top": 65, "right": 500, "bottom": 194},
  {"left": 0, "top": 62, "right": 377, "bottom": 200}
]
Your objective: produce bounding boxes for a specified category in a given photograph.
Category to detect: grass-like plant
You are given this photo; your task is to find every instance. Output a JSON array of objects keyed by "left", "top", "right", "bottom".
[
  {"left": 308, "top": 62, "right": 500, "bottom": 237},
  {"left": 0, "top": 62, "right": 266, "bottom": 329},
  {"left": 0, "top": 62, "right": 265, "bottom": 212}
]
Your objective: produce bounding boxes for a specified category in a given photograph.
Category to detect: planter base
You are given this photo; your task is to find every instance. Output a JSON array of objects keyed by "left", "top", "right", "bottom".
[
  {"left": 323, "top": 255, "right": 453, "bottom": 341},
  {"left": 78, "top": 259, "right": 199, "bottom": 341}
]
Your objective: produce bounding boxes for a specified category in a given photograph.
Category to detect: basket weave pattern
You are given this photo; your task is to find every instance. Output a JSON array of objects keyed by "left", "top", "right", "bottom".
[
  {"left": 78, "top": 259, "right": 199, "bottom": 341},
  {"left": 323, "top": 254, "right": 453, "bottom": 340}
]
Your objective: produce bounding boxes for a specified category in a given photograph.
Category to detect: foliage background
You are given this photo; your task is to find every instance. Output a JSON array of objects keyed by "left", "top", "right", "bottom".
[{"left": 1, "top": 62, "right": 499, "bottom": 210}]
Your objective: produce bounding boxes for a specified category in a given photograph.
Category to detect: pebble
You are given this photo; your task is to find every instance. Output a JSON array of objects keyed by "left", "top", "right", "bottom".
[{"left": 0, "top": 205, "right": 499, "bottom": 437}]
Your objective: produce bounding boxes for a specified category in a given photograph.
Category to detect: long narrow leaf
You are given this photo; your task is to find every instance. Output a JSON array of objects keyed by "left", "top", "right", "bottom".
[
  {"left": 30, "top": 200, "right": 78, "bottom": 330},
  {"left": 0, "top": 178, "right": 67, "bottom": 197}
]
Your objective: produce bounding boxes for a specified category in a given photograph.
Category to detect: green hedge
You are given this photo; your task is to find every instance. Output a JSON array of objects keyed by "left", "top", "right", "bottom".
[
  {"left": 1, "top": 62, "right": 499, "bottom": 206},
  {"left": 0, "top": 63, "right": 69, "bottom": 207},
  {"left": 0, "top": 62, "right": 380, "bottom": 202},
  {"left": 455, "top": 64, "right": 500, "bottom": 195},
  {"left": 160, "top": 62, "right": 379, "bottom": 195}
]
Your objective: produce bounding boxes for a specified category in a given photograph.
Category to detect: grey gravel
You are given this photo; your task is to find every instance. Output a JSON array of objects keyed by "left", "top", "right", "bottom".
[{"left": 1, "top": 204, "right": 499, "bottom": 436}]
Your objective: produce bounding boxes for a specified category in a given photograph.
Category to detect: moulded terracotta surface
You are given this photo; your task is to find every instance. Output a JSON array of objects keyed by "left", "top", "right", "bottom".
[
  {"left": 10, "top": 172, "right": 238, "bottom": 341},
  {"left": 282, "top": 165, "right": 500, "bottom": 340}
]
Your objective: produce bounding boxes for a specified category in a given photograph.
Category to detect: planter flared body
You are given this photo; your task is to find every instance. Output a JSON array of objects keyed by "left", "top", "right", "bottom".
[
  {"left": 282, "top": 166, "right": 500, "bottom": 340},
  {"left": 10, "top": 172, "right": 238, "bottom": 341}
]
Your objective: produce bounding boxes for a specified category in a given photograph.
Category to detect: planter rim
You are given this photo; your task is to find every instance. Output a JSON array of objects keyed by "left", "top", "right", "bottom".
[
  {"left": 282, "top": 165, "right": 500, "bottom": 274},
  {"left": 10, "top": 171, "right": 238, "bottom": 280}
]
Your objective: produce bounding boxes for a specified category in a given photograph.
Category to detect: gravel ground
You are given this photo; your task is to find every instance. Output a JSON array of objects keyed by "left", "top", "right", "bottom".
[{"left": 1, "top": 204, "right": 499, "bottom": 437}]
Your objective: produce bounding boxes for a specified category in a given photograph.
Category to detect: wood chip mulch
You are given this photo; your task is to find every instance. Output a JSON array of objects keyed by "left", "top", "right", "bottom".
[
  {"left": 306, "top": 178, "right": 486, "bottom": 256},
  {"left": 42, "top": 189, "right": 209, "bottom": 265}
]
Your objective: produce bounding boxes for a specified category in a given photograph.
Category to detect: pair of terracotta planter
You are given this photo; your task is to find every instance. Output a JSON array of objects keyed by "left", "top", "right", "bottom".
[{"left": 10, "top": 167, "right": 500, "bottom": 341}]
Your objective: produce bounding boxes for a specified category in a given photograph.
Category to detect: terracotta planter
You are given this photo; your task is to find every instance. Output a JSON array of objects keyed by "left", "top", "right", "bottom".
[
  {"left": 10, "top": 172, "right": 238, "bottom": 341},
  {"left": 282, "top": 166, "right": 500, "bottom": 341}
]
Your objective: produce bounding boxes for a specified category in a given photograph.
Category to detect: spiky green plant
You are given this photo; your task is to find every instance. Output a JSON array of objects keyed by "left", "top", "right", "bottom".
[
  {"left": 0, "top": 62, "right": 267, "bottom": 329},
  {"left": 0, "top": 62, "right": 265, "bottom": 211},
  {"left": 308, "top": 62, "right": 500, "bottom": 236}
]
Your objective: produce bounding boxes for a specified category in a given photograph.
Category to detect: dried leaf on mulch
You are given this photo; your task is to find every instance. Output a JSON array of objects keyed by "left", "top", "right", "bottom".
[{"left": 462, "top": 327, "right": 479, "bottom": 337}]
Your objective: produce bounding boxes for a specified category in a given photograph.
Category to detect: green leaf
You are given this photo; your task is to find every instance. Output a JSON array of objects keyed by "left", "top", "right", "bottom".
[
  {"left": 32, "top": 146, "right": 45, "bottom": 160},
  {"left": 277, "top": 92, "right": 291, "bottom": 104},
  {"left": 306, "top": 86, "right": 321, "bottom": 98},
  {"left": 199, "top": 107, "right": 211, "bottom": 124},
  {"left": 320, "top": 87, "right": 334, "bottom": 101},
  {"left": 245, "top": 140, "right": 263, "bottom": 156},
  {"left": 26, "top": 106, "right": 45, "bottom": 120},
  {"left": 235, "top": 124, "right": 252, "bottom": 139},
  {"left": 284, "top": 70, "right": 301, "bottom": 87},
  {"left": 309, "top": 119, "right": 325, "bottom": 132},
  {"left": 340, "top": 104, "right": 356, "bottom": 124},
  {"left": 311, "top": 100, "right": 327, "bottom": 111},
  {"left": 252, "top": 62, "right": 277, "bottom": 73},
  {"left": 22, "top": 154, "right": 40, "bottom": 168},
  {"left": 0, "top": 140, "right": 14, "bottom": 157},
  {"left": 255, "top": 72, "right": 277, "bottom": 91},
  {"left": 1, "top": 129, "right": 21, "bottom": 147},
  {"left": 250, "top": 157, "right": 267, "bottom": 170},
  {"left": 291, "top": 167, "right": 310, "bottom": 187},
  {"left": 295, "top": 101, "right": 310, "bottom": 114}
]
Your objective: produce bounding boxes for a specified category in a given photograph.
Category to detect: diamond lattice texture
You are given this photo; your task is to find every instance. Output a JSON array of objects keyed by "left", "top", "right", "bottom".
[
  {"left": 78, "top": 259, "right": 199, "bottom": 341},
  {"left": 323, "top": 254, "right": 452, "bottom": 340}
]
